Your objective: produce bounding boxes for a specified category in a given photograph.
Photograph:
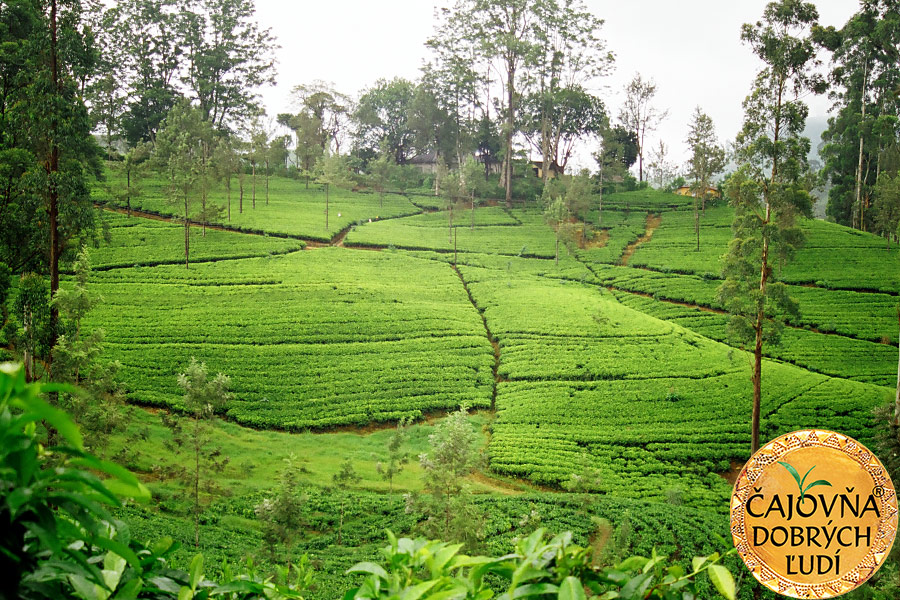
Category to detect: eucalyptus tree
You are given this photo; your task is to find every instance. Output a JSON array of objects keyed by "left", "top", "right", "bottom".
[
  {"left": 423, "top": 17, "right": 484, "bottom": 167},
  {"left": 178, "top": 0, "right": 277, "bottom": 132},
  {"left": 817, "top": 0, "right": 900, "bottom": 229},
  {"left": 618, "top": 73, "right": 668, "bottom": 183},
  {"left": 467, "top": 0, "right": 540, "bottom": 205},
  {"left": 111, "top": 0, "right": 184, "bottom": 145},
  {"left": 525, "top": 0, "right": 613, "bottom": 183},
  {"left": 718, "top": 0, "right": 818, "bottom": 454},
  {"left": 685, "top": 107, "right": 726, "bottom": 250},
  {"left": 0, "top": 0, "right": 101, "bottom": 382}
]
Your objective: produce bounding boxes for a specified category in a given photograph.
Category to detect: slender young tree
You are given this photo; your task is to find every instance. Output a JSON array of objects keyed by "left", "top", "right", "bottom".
[
  {"left": 718, "top": 0, "right": 818, "bottom": 454},
  {"left": 685, "top": 107, "right": 726, "bottom": 250},
  {"left": 618, "top": 73, "right": 669, "bottom": 183},
  {"left": 162, "top": 357, "right": 231, "bottom": 547},
  {"left": 376, "top": 418, "right": 411, "bottom": 494},
  {"left": 155, "top": 101, "right": 214, "bottom": 268}
]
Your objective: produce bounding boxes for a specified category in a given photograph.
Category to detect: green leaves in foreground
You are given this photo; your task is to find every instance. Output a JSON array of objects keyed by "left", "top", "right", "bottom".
[{"left": 343, "top": 528, "right": 736, "bottom": 600}]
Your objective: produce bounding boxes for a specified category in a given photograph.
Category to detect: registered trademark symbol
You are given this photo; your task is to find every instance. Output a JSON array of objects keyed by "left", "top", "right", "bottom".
[{"left": 873, "top": 486, "right": 885, "bottom": 497}]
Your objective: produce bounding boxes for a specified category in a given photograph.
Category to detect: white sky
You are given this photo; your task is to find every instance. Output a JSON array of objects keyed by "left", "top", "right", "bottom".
[{"left": 254, "top": 0, "right": 859, "bottom": 171}]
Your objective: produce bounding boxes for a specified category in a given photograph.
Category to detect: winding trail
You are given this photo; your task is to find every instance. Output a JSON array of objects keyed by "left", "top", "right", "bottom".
[{"left": 618, "top": 213, "right": 661, "bottom": 265}]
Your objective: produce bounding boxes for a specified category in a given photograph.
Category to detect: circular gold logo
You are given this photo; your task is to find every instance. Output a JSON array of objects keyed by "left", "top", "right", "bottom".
[{"left": 731, "top": 430, "right": 898, "bottom": 598}]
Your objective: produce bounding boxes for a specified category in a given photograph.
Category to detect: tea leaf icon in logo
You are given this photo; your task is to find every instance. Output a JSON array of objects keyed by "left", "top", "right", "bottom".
[{"left": 778, "top": 461, "right": 832, "bottom": 501}]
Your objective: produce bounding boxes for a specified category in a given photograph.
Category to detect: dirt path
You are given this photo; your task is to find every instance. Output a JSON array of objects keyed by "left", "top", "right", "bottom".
[
  {"left": 330, "top": 224, "right": 353, "bottom": 247},
  {"left": 619, "top": 213, "right": 661, "bottom": 266}
]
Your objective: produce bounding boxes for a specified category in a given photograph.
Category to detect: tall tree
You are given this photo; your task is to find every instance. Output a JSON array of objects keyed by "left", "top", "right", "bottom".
[
  {"left": 521, "top": 86, "right": 606, "bottom": 178},
  {"left": 718, "top": 0, "right": 818, "bottom": 454},
  {"left": 178, "top": 0, "right": 277, "bottom": 132},
  {"left": 818, "top": 0, "right": 900, "bottom": 229},
  {"left": 467, "top": 0, "right": 540, "bottom": 205},
  {"left": 526, "top": 0, "right": 612, "bottom": 183},
  {"left": 290, "top": 81, "right": 352, "bottom": 154},
  {"left": 354, "top": 78, "right": 416, "bottom": 165},
  {"left": 593, "top": 121, "right": 637, "bottom": 227},
  {"left": 685, "top": 107, "right": 727, "bottom": 250},
  {"left": 112, "top": 0, "right": 183, "bottom": 145},
  {"left": 618, "top": 73, "right": 668, "bottom": 183},
  {"left": 0, "top": 0, "right": 101, "bottom": 381},
  {"left": 424, "top": 9, "right": 484, "bottom": 167}
]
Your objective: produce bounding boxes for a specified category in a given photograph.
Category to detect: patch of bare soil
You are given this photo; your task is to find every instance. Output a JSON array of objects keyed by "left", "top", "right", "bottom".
[
  {"left": 718, "top": 460, "right": 746, "bottom": 486},
  {"left": 619, "top": 213, "right": 662, "bottom": 265}
]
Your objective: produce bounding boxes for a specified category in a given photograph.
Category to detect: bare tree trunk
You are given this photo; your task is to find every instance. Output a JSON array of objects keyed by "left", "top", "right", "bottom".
[
  {"left": 252, "top": 162, "right": 256, "bottom": 209},
  {"left": 184, "top": 192, "right": 190, "bottom": 269},
  {"left": 126, "top": 169, "right": 132, "bottom": 217},
  {"left": 325, "top": 183, "right": 329, "bottom": 230},
  {"left": 239, "top": 177, "right": 244, "bottom": 214},
  {"left": 895, "top": 309, "right": 900, "bottom": 426},
  {"left": 555, "top": 232, "right": 559, "bottom": 266},
  {"left": 48, "top": 0, "right": 60, "bottom": 381},
  {"left": 855, "top": 59, "right": 868, "bottom": 231},
  {"left": 505, "top": 66, "right": 514, "bottom": 206},
  {"left": 694, "top": 199, "right": 700, "bottom": 252},
  {"left": 265, "top": 158, "right": 269, "bottom": 205},
  {"left": 193, "top": 431, "right": 200, "bottom": 547},
  {"left": 752, "top": 203, "right": 771, "bottom": 455},
  {"left": 226, "top": 177, "right": 231, "bottom": 221}
]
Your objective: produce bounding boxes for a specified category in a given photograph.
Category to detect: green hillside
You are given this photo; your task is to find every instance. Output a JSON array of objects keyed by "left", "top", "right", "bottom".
[{"left": 44, "top": 182, "right": 897, "bottom": 596}]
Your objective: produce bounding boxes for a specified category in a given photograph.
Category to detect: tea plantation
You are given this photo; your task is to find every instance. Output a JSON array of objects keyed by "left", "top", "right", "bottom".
[{"left": 66, "top": 181, "right": 898, "bottom": 598}]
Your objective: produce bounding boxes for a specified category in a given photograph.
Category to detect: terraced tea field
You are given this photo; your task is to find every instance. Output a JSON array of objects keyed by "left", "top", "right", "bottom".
[
  {"left": 94, "top": 172, "right": 420, "bottom": 241},
  {"left": 78, "top": 182, "right": 896, "bottom": 517},
  {"left": 85, "top": 249, "right": 494, "bottom": 429}
]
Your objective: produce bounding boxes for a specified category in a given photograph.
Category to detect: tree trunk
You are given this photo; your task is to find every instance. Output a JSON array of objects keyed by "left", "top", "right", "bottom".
[
  {"left": 325, "top": 183, "right": 329, "bottom": 230},
  {"left": 226, "top": 177, "right": 231, "bottom": 221},
  {"left": 449, "top": 203, "right": 453, "bottom": 243},
  {"left": 752, "top": 199, "right": 773, "bottom": 455},
  {"left": 265, "top": 158, "right": 269, "bottom": 205},
  {"left": 48, "top": 0, "right": 60, "bottom": 381},
  {"left": 505, "top": 65, "right": 514, "bottom": 206},
  {"left": 184, "top": 192, "right": 190, "bottom": 269},
  {"left": 338, "top": 499, "right": 344, "bottom": 546},
  {"left": 555, "top": 233, "right": 559, "bottom": 266},
  {"left": 252, "top": 163, "right": 256, "bottom": 209},
  {"left": 895, "top": 310, "right": 900, "bottom": 426},
  {"left": 694, "top": 199, "right": 700, "bottom": 252},
  {"left": 471, "top": 195, "right": 475, "bottom": 229},
  {"left": 126, "top": 169, "right": 132, "bottom": 217},
  {"left": 540, "top": 106, "right": 550, "bottom": 186},
  {"left": 194, "top": 429, "right": 200, "bottom": 547},
  {"left": 239, "top": 178, "right": 243, "bottom": 214},
  {"left": 598, "top": 172, "right": 603, "bottom": 228},
  {"left": 855, "top": 59, "right": 868, "bottom": 231}
]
